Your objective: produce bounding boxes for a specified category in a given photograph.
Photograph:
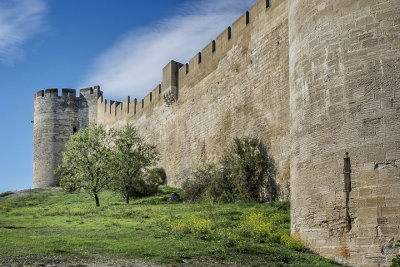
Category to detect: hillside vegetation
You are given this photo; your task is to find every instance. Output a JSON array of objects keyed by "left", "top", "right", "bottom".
[{"left": 0, "top": 187, "right": 341, "bottom": 266}]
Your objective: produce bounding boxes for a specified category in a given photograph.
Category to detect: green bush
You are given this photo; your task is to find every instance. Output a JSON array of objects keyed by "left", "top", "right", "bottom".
[
  {"left": 393, "top": 256, "right": 400, "bottom": 267},
  {"left": 148, "top": 168, "right": 167, "bottom": 185},
  {"left": 139, "top": 168, "right": 166, "bottom": 197},
  {"left": 182, "top": 165, "right": 218, "bottom": 202},
  {"left": 221, "top": 137, "right": 277, "bottom": 202},
  {"left": 202, "top": 169, "right": 234, "bottom": 203},
  {"left": 183, "top": 137, "right": 277, "bottom": 203},
  {"left": 393, "top": 240, "right": 400, "bottom": 267}
]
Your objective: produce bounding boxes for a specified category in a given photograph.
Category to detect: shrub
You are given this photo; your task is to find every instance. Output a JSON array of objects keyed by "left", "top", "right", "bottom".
[
  {"left": 149, "top": 168, "right": 167, "bottom": 185},
  {"left": 134, "top": 168, "right": 165, "bottom": 197},
  {"left": 221, "top": 137, "right": 277, "bottom": 202},
  {"left": 393, "top": 240, "right": 400, "bottom": 267},
  {"left": 202, "top": 169, "right": 234, "bottom": 203},
  {"left": 182, "top": 164, "right": 218, "bottom": 202},
  {"left": 393, "top": 256, "right": 400, "bottom": 267},
  {"left": 183, "top": 137, "right": 278, "bottom": 203}
]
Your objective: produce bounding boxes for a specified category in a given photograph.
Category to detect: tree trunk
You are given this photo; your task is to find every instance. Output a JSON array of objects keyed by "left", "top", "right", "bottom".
[
  {"left": 94, "top": 193, "right": 100, "bottom": 207},
  {"left": 125, "top": 194, "right": 130, "bottom": 204}
]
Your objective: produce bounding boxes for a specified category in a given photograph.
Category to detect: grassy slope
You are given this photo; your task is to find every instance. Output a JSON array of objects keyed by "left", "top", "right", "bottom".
[{"left": 0, "top": 187, "right": 341, "bottom": 266}]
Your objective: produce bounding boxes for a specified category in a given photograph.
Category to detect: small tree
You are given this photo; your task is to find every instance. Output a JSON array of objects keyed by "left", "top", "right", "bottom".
[
  {"left": 55, "top": 123, "right": 114, "bottom": 207},
  {"left": 111, "top": 124, "right": 159, "bottom": 204}
]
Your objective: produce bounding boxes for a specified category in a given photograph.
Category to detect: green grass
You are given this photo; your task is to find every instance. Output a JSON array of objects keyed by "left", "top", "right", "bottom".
[{"left": 0, "top": 186, "right": 341, "bottom": 266}]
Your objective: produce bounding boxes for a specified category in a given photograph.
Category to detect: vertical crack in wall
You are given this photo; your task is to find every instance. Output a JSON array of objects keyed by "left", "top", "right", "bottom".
[{"left": 343, "top": 152, "right": 352, "bottom": 232}]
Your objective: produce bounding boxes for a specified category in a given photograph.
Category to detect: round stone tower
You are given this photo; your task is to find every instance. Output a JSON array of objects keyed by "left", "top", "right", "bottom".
[
  {"left": 33, "top": 86, "right": 102, "bottom": 188},
  {"left": 33, "top": 88, "right": 79, "bottom": 188},
  {"left": 289, "top": 0, "right": 400, "bottom": 266}
]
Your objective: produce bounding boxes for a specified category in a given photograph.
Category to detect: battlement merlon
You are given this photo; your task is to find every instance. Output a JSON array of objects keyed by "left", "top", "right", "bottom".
[
  {"left": 80, "top": 85, "right": 102, "bottom": 97},
  {"left": 34, "top": 88, "right": 64, "bottom": 100},
  {"left": 162, "top": 60, "right": 183, "bottom": 105},
  {"left": 62, "top": 88, "right": 77, "bottom": 97},
  {"left": 45, "top": 88, "right": 58, "bottom": 97}
]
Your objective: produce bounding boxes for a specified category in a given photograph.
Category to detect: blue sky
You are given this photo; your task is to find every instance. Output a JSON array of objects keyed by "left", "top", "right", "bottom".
[{"left": 0, "top": 0, "right": 256, "bottom": 192}]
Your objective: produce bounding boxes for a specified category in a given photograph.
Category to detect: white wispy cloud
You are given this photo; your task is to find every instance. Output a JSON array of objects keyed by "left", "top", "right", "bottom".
[
  {"left": 80, "top": 0, "right": 256, "bottom": 100},
  {"left": 0, "top": 0, "right": 47, "bottom": 64}
]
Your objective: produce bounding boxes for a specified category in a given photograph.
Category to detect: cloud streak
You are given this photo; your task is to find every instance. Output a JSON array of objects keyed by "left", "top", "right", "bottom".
[
  {"left": 0, "top": 0, "right": 47, "bottom": 64},
  {"left": 80, "top": 0, "right": 256, "bottom": 100}
]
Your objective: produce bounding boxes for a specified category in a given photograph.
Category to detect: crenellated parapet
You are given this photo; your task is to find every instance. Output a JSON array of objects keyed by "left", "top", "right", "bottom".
[
  {"left": 97, "top": 0, "right": 275, "bottom": 124},
  {"left": 34, "top": 86, "right": 102, "bottom": 100},
  {"left": 97, "top": 60, "right": 179, "bottom": 124}
]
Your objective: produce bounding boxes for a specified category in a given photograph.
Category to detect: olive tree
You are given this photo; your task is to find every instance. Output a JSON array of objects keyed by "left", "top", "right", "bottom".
[
  {"left": 111, "top": 124, "right": 159, "bottom": 204},
  {"left": 55, "top": 123, "right": 114, "bottom": 207}
]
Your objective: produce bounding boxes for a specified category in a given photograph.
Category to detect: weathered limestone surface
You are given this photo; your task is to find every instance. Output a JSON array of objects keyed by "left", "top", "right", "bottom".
[
  {"left": 98, "top": 0, "right": 291, "bottom": 199},
  {"left": 34, "top": 0, "right": 399, "bottom": 265},
  {"left": 289, "top": 0, "right": 400, "bottom": 266},
  {"left": 33, "top": 87, "right": 101, "bottom": 188}
]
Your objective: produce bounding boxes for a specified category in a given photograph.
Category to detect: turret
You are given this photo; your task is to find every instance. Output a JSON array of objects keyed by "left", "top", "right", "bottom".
[
  {"left": 289, "top": 1, "right": 400, "bottom": 265},
  {"left": 33, "top": 86, "right": 102, "bottom": 188}
]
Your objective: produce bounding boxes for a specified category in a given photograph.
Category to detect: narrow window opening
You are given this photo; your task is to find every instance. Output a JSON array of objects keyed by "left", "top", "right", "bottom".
[
  {"left": 186, "top": 63, "right": 189, "bottom": 74},
  {"left": 246, "top": 11, "right": 250, "bottom": 24},
  {"left": 158, "top": 84, "right": 161, "bottom": 94},
  {"left": 266, "top": 0, "right": 271, "bottom": 8},
  {"left": 150, "top": 92, "right": 153, "bottom": 102},
  {"left": 198, "top": 52, "right": 202, "bottom": 64},
  {"left": 73, "top": 127, "right": 77, "bottom": 134},
  {"left": 343, "top": 152, "right": 352, "bottom": 231},
  {"left": 228, "top": 26, "right": 232, "bottom": 40},
  {"left": 142, "top": 100, "right": 144, "bottom": 108},
  {"left": 212, "top": 40, "right": 216, "bottom": 52}
]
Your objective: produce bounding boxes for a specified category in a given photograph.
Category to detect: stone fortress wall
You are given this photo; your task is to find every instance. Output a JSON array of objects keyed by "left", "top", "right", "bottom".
[
  {"left": 97, "top": 0, "right": 291, "bottom": 199},
  {"left": 33, "top": 0, "right": 399, "bottom": 266}
]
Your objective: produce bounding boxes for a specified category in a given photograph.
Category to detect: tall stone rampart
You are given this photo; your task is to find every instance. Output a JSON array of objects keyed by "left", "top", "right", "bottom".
[{"left": 97, "top": 0, "right": 291, "bottom": 199}]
